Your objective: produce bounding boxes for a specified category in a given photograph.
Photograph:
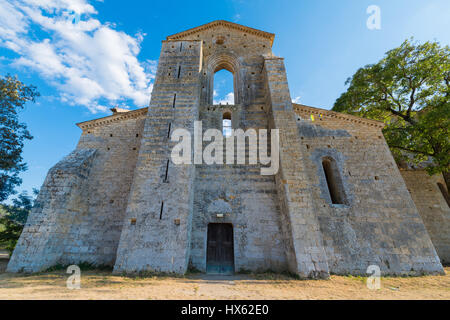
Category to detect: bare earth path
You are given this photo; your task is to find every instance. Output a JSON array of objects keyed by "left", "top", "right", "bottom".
[{"left": 0, "top": 261, "right": 448, "bottom": 300}]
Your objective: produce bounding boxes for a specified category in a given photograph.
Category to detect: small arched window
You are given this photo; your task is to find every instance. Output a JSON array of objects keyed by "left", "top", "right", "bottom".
[
  {"left": 322, "top": 157, "right": 346, "bottom": 205},
  {"left": 223, "top": 112, "right": 232, "bottom": 137}
]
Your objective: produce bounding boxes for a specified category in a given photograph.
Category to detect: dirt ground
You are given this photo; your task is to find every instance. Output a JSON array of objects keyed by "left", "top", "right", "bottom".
[{"left": 0, "top": 253, "right": 448, "bottom": 300}]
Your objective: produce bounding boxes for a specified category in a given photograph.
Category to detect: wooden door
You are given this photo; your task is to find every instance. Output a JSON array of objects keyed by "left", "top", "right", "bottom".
[{"left": 206, "top": 223, "right": 234, "bottom": 274}]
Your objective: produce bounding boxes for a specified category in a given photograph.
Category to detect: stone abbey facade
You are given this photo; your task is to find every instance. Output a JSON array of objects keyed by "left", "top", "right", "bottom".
[{"left": 8, "top": 21, "right": 449, "bottom": 277}]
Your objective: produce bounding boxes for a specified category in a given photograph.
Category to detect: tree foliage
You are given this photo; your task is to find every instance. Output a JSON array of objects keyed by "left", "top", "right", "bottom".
[
  {"left": 0, "top": 74, "right": 39, "bottom": 202},
  {"left": 333, "top": 39, "right": 450, "bottom": 187},
  {"left": 0, "top": 189, "right": 38, "bottom": 254}
]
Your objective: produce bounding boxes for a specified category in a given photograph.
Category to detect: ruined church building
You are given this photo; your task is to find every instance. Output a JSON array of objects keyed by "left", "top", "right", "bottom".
[{"left": 8, "top": 21, "right": 449, "bottom": 277}]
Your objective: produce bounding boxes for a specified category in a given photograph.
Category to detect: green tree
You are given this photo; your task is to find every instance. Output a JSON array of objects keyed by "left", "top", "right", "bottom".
[
  {"left": 333, "top": 39, "right": 450, "bottom": 189},
  {"left": 0, "top": 189, "right": 38, "bottom": 254},
  {"left": 0, "top": 74, "right": 39, "bottom": 202}
]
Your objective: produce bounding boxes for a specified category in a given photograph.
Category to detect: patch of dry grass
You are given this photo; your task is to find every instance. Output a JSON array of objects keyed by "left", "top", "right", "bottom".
[{"left": 0, "top": 264, "right": 448, "bottom": 300}]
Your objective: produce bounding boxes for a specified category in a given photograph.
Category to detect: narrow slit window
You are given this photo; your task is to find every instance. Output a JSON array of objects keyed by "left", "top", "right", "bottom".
[
  {"left": 322, "top": 158, "right": 346, "bottom": 205},
  {"left": 222, "top": 112, "right": 232, "bottom": 137},
  {"left": 172, "top": 94, "right": 176, "bottom": 108},
  {"left": 167, "top": 123, "right": 171, "bottom": 138},
  {"left": 180, "top": 42, "right": 182, "bottom": 51},
  {"left": 177, "top": 65, "right": 181, "bottom": 78},
  {"left": 159, "top": 202, "right": 164, "bottom": 220},
  {"left": 164, "top": 160, "right": 169, "bottom": 182}
]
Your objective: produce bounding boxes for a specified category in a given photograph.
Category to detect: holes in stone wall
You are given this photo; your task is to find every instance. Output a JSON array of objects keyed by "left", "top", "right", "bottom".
[
  {"left": 322, "top": 157, "right": 346, "bottom": 205},
  {"left": 159, "top": 202, "right": 164, "bottom": 220},
  {"left": 130, "top": 218, "right": 137, "bottom": 225},
  {"left": 216, "top": 37, "right": 224, "bottom": 45},
  {"left": 164, "top": 160, "right": 169, "bottom": 183}
]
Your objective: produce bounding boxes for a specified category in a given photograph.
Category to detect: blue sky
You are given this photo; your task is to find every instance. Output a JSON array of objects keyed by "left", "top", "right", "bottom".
[{"left": 0, "top": 0, "right": 449, "bottom": 199}]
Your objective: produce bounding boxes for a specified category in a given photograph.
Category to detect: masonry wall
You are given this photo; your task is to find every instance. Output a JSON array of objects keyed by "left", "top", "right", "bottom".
[
  {"left": 62, "top": 112, "right": 146, "bottom": 266},
  {"left": 113, "top": 40, "right": 203, "bottom": 274},
  {"left": 190, "top": 105, "right": 287, "bottom": 273},
  {"left": 401, "top": 170, "right": 450, "bottom": 264},
  {"left": 180, "top": 27, "right": 287, "bottom": 273},
  {"left": 9, "top": 22, "right": 446, "bottom": 277},
  {"left": 263, "top": 60, "right": 330, "bottom": 278},
  {"left": 7, "top": 111, "right": 146, "bottom": 272},
  {"left": 294, "top": 104, "right": 444, "bottom": 275}
]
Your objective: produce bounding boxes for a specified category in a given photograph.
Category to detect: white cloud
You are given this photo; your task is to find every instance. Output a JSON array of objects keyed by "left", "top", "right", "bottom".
[
  {"left": 292, "top": 96, "right": 301, "bottom": 104},
  {"left": 0, "top": 0, "right": 155, "bottom": 113},
  {"left": 214, "top": 92, "right": 234, "bottom": 105}
]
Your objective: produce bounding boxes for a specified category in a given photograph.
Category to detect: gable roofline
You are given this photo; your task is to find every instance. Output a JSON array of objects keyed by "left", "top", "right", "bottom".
[
  {"left": 166, "top": 20, "right": 275, "bottom": 46},
  {"left": 293, "top": 103, "right": 385, "bottom": 129},
  {"left": 76, "top": 107, "right": 148, "bottom": 131},
  {"left": 75, "top": 104, "right": 385, "bottom": 131}
]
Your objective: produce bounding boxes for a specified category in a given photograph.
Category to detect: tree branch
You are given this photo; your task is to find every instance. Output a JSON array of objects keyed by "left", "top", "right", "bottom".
[{"left": 389, "top": 145, "right": 435, "bottom": 157}]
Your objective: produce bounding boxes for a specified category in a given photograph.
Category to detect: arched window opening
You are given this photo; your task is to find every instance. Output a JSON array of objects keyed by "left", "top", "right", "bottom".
[
  {"left": 322, "top": 157, "right": 346, "bottom": 205},
  {"left": 223, "top": 112, "right": 232, "bottom": 137},
  {"left": 213, "top": 69, "right": 234, "bottom": 105}
]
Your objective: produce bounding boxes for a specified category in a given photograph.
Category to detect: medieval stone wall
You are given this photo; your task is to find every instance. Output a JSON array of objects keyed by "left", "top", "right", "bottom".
[
  {"left": 294, "top": 104, "right": 444, "bottom": 275},
  {"left": 182, "top": 26, "right": 287, "bottom": 273},
  {"left": 64, "top": 112, "right": 146, "bottom": 266},
  {"left": 401, "top": 170, "right": 450, "bottom": 264},
  {"left": 8, "top": 21, "right": 445, "bottom": 277},
  {"left": 7, "top": 111, "right": 146, "bottom": 272},
  {"left": 190, "top": 104, "right": 287, "bottom": 273},
  {"left": 113, "top": 40, "right": 203, "bottom": 274}
]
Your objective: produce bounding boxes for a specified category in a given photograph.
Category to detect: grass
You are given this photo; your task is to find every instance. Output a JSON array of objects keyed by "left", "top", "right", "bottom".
[{"left": 1, "top": 267, "right": 448, "bottom": 300}]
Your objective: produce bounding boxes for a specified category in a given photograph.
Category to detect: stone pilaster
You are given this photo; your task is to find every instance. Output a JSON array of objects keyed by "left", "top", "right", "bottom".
[
  {"left": 263, "top": 57, "right": 329, "bottom": 278},
  {"left": 113, "top": 40, "right": 202, "bottom": 274}
]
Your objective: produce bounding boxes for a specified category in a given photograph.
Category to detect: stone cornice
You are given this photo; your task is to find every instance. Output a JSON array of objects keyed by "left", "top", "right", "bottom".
[
  {"left": 293, "top": 103, "right": 385, "bottom": 129},
  {"left": 76, "top": 107, "right": 148, "bottom": 131},
  {"left": 166, "top": 20, "right": 275, "bottom": 46}
]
